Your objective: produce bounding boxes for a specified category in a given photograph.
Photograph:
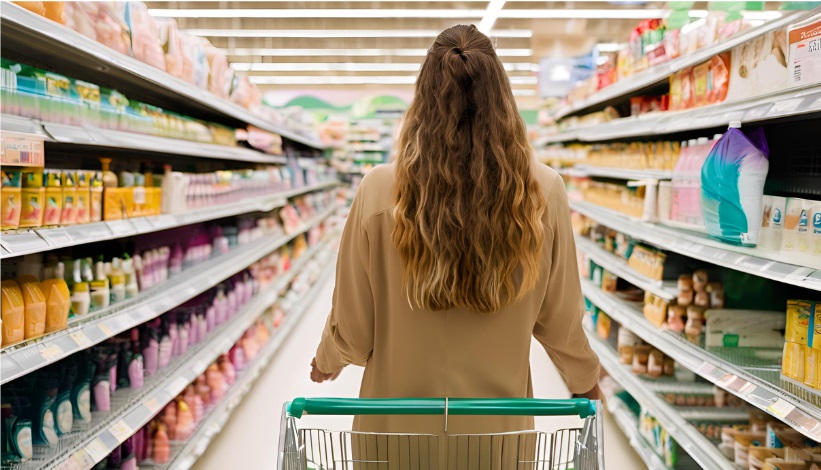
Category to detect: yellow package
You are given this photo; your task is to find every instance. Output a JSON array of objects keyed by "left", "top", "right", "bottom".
[
  {"left": 75, "top": 171, "right": 90, "bottom": 224},
  {"left": 60, "top": 171, "right": 77, "bottom": 225},
  {"left": 20, "top": 188, "right": 44, "bottom": 228},
  {"left": 1, "top": 280, "right": 25, "bottom": 346},
  {"left": 783, "top": 342, "right": 805, "bottom": 381},
  {"left": 786, "top": 300, "right": 813, "bottom": 344},
  {"left": 43, "top": 170, "right": 62, "bottom": 226},
  {"left": 805, "top": 346, "right": 819, "bottom": 388},
  {"left": 90, "top": 171, "right": 103, "bottom": 222},
  {"left": 816, "top": 352, "right": 821, "bottom": 390},
  {"left": 103, "top": 187, "right": 132, "bottom": 221},
  {"left": 2, "top": 170, "right": 22, "bottom": 229},
  {"left": 146, "top": 187, "right": 162, "bottom": 216}
]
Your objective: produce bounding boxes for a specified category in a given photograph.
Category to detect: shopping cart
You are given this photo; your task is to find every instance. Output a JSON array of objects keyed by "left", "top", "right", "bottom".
[{"left": 277, "top": 397, "right": 604, "bottom": 470}]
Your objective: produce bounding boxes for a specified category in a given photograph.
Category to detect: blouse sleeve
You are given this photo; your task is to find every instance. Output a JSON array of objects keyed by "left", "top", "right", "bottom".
[
  {"left": 314, "top": 181, "right": 375, "bottom": 373},
  {"left": 532, "top": 178, "right": 601, "bottom": 394}
]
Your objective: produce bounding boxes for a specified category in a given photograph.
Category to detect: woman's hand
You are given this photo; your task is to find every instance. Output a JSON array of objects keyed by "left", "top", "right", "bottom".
[
  {"left": 572, "top": 383, "right": 602, "bottom": 401},
  {"left": 310, "top": 357, "right": 342, "bottom": 383}
]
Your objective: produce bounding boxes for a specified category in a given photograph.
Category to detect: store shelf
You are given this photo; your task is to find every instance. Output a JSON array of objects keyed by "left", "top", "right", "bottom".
[
  {"left": 586, "top": 330, "right": 736, "bottom": 470},
  {"left": 575, "top": 235, "right": 678, "bottom": 301},
  {"left": 552, "top": 9, "right": 813, "bottom": 120},
  {"left": 571, "top": 201, "right": 821, "bottom": 290},
  {"left": 573, "top": 165, "right": 674, "bottom": 181},
  {"left": 543, "top": 83, "right": 821, "bottom": 144},
  {"left": 0, "top": 204, "right": 338, "bottom": 385},
  {"left": 160, "top": 260, "right": 336, "bottom": 470},
  {"left": 0, "top": 114, "right": 287, "bottom": 164},
  {"left": 582, "top": 278, "right": 821, "bottom": 443},
  {"left": 0, "top": 181, "right": 339, "bottom": 259},
  {"left": 606, "top": 394, "right": 673, "bottom": 470},
  {"left": 36, "top": 241, "right": 334, "bottom": 470},
  {"left": 0, "top": 4, "right": 325, "bottom": 151}
]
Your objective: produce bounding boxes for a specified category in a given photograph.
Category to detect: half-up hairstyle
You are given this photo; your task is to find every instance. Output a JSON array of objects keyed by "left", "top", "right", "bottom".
[{"left": 392, "top": 24, "right": 546, "bottom": 314}]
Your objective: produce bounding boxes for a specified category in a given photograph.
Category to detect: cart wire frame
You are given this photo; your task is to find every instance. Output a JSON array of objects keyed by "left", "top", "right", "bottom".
[{"left": 277, "top": 398, "right": 604, "bottom": 470}]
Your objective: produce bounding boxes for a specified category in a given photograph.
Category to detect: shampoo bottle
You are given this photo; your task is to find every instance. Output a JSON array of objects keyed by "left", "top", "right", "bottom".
[
  {"left": 90, "top": 260, "right": 110, "bottom": 310},
  {"left": 39, "top": 263, "right": 70, "bottom": 334},
  {"left": 16, "top": 275, "right": 45, "bottom": 340}
]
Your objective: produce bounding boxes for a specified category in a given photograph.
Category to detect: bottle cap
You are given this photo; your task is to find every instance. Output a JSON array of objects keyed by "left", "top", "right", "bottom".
[{"left": 729, "top": 120, "right": 742, "bottom": 129}]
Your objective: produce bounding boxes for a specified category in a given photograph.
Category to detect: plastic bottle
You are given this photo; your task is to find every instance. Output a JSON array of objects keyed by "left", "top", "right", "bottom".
[
  {"left": 69, "top": 282, "right": 90, "bottom": 316},
  {"left": 17, "top": 275, "right": 46, "bottom": 340},
  {"left": 108, "top": 258, "right": 126, "bottom": 305},
  {"left": 121, "top": 255, "right": 139, "bottom": 299},
  {"left": 1, "top": 280, "right": 25, "bottom": 346},
  {"left": 90, "top": 261, "right": 110, "bottom": 310},
  {"left": 40, "top": 263, "right": 70, "bottom": 333}
]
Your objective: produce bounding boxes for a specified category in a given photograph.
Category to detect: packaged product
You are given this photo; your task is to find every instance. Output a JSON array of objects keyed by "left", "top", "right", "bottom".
[
  {"left": 1, "top": 280, "right": 25, "bottom": 346},
  {"left": 783, "top": 341, "right": 805, "bottom": 381},
  {"left": 811, "top": 200, "right": 821, "bottom": 256},
  {"left": 786, "top": 300, "right": 813, "bottom": 344},
  {"left": 617, "top": 328, "right": 641, "bottom": 365},
  {"left": 632, "top": 345, "right": 650, "bottom": 374},
  {"left": 705, "top": 309, "right": 785, "bottom": 348},
  {"left": 17, "top": 275, "right": 46, "bottom": 340},
  {"left": 733, "top": 431, "right": 767, "bottom": 467},
  {"left": 787, "top": 13, "right": 821, "bottom": 88},
  {"left": 63, "top": 2, "right": 98, "bottom": 41},
  {"left": 708, "top": 53, "right": 731, "bottom": 104},
  {"left": 181, "top": 34, "right": 209, "bottom": 89},
  {"left": 60, "top": 170, "right": 77, "bottom": 225},
  {"left": 2, "top": 169, "right": 22, "bottom": 229},
  {"left": 125, "top": 2, "right": 166, "bottom": 72},
  {"left": 760, "top": 196, "right": 787, "bottom": 251},
  {"left": 685, "top": 306, "right": 705, "bottom": 343},
  {"left": 20, "top": 170, "right": 44, "bottom": 228},
  {"left": 805, "top": 345, "right": 819, "bottom": 388},
  {"left": 13, "top": 2, "right": 45, "bottom": 16},
  {"left": 201, "top": 38, "right": 234, "bottom": 99},
  {"left": 726, "top": 29, "right": 788, "bottom": 101},
  {"left": 701, "top": 125, "right": 770, "bottom": 246},
  {"left": 156, "top": 18, "right": 185, "bottom": 80},
  {"left": 95, "top": 2, "right": 131, "bottom": 56},
  {"left": 782, "top": 198, "right": 809, "bottom": 253},
  {"left": 75, "top": 171, "right": 90, "bottom": 224},
  {"left": 43, "top": 169, "right": 62, "bottom": 226}
]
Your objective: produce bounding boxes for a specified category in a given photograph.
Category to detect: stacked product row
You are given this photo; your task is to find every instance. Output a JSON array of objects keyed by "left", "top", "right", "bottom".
[
  {"left": 0, "top": 189, "right": 337, "bottom": 349},
  {"left": 9, "top": 1, "right": 320, "bottom": 141},
  {"left": 0, "top": 231, "right": 334, "bottom": 467}
]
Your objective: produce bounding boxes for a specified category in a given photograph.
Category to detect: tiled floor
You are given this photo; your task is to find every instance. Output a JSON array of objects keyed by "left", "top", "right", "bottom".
[{"left": 194, "top": 274, "right": 647, "bottom": 469}]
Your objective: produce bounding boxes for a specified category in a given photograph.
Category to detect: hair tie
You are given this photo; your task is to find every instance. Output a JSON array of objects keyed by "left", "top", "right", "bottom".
[{"left": 452, "top": 47, "right": 467, "bottom": 61}]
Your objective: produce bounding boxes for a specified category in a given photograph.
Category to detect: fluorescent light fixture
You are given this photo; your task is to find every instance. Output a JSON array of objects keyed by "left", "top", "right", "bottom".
[
  {"left": 231, "top": 62, "right": 539, "bottom": 72},
  {"left": 248, "top": 75, "right": 538, "bottom": 85},
  {"left": 184, "top": 29, "right": 532, "bottom": 38},
  {"left": 150, "top": 8, "right": 668, "bottom": 19},
  {"left": 478, "top": 0, "right": 507, "bottom": 34},
  {"left": 221, "top": 48, "right": 533, "bottom": 57}
]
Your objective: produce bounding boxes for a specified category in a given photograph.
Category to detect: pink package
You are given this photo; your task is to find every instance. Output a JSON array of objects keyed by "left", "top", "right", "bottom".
[
  {"left": 64, "top": 2, "right": 99, "bottom": 41},
  {"left": 157, "top": 18, "right": 186, "bottom": 80},
  {"left": 128, "top": 2, "right": 166, "bottom": 71},
  {"left": 95, "top": 2, "right": 131, "bottom": 56},
  {"left": 201, "top": 38, "right": 234, "bottom": 98}
]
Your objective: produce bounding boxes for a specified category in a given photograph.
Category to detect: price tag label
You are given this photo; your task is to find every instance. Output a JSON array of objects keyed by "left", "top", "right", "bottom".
[
  {"left": 109, "top": 420, "right": 133, "bottom": 443},
  {"left": 768, "top": 399, "right": 796, "bottom": 418},
  {"left": 98, "top": 323, "right": 114, "bottom": 337},
  {"left": 168, "top": 376, "right": 190, "bottom": 394},
  {"left": 106, "top": 220, "right": 137, "bottom": 237},
  {"left": 40, "top": 344, "right": 64, "bottom": 361},
  {"left": 129, "top": 217, "right": 153, "bottom": 233},
  {"left": 83, "top": 438, "right": 109, "bottom": 462},
  {"left": 70, "top": 449, "right": 95, "bottom": 469},
  {"left": 69, "top": 331, "right": 92, "bottom": 348},
  {"left": 771, "top": 98, "right": 804, "bottom": 116},
  {"left": 144, "top": 398, "right": 161, "bottom": 414}
]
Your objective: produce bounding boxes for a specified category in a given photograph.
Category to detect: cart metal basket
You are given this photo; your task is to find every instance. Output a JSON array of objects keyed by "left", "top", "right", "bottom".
[{"left": 277, "top": 398, "right": 604, "bottom": 470}]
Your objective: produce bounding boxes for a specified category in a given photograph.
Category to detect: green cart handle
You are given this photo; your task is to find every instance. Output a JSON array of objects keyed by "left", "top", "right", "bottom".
[{"left": 287, "top": 398, "right": 596, "bottom": 419}]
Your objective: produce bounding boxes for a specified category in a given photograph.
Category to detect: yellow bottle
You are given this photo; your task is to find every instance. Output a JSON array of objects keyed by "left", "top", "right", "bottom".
[
  {"left": 16, "top": 275, "right": 46, "bottom": 340},
  {"left": 1, "top": 280, "right": 25, "bottom": 346},
  {"left": 40, "top": 262, "right": 71, "bottom": 334}
]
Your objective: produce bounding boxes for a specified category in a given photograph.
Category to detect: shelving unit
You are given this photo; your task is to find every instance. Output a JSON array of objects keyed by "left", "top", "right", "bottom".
[
  {"left": 550, "top": 9, "right": 812, "bottom": 120},
  {"left": 0, "top": 3, "right": 325, "bottom": 151},
  {"left": 571, "top": 201, "right": 821, "bottom": 290},
  {"left": 1, "top": 114, "right": 287, "bottom": 164},
  {"left": 0, "top": 203, "right": 338, "bottom": 384},
  {"left": 0, "top": 181, "right": 339, "bottom": 259},
  {"left": 606, "top": 394, "right": 674, "bottom": 470},
  {"left": 542, "top": 83, "right": 821, "bottom": 145},
  {"left": 586, "top": 330, "right": 736, "bottom": 470},
  {"left": 582, "top": 278, "right": 821, "bottom": 443},
  {"left": 35, "top": 240, "right": 335, "bottom": 470},
  {"left": 159, "top": 261, "right": 336, "bottom": 470},
  {"left": 572, "top": 165, "right": 673, "bottom": 181}
]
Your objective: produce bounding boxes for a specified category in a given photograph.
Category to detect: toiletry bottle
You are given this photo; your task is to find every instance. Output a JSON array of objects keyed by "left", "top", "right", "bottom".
[
  {"left": 161, "top": 402, "right": 177, "bottom": 440},
  {"left": 116, "top": 342, "right": 130, "bottom": 389},
  {"left": 121, "top": 255, "right": 139, "bottom": 299},
  {"left": 90, "top": 259, "right": 110, "bottom": 310},
  {"left": 40, "top": 262, "right": 70, "bottom": 333},
  {"left": 70, "top": 282, "right": 90, "bottom": 315},
  {"left": 17, "top": 275, "right": 46, "bottom": 340},
  {"left": 92, "top": 357, "right": 112, "bottom": 412},
  {"left": 174, "top": 399, "right": 194, "bottom": 441},
  {"left": 1, "top": 280, "right": 25, "bottom": 346},
  {"left": 53, "top": 365, "right": 75, "bottom": 436},
  {"left": 71, "top": 354, "right": 92, "bottom": 425},
  {"left": 158, "top": 320, "right": 173, "bottom": 370},
  {"left": 108, "top": 258, "right": 126, "bottom": 304},
  {"left": 141, "top": 323, "right": 159, "bottom": 377},
  {"left": 32, "top": 381, "right": 59, "bottom": 445},
  {"left": 152, "top": 424, "right": 171, "bottom": 464},
  {"left": 1, "top": 404, "right": 33, "bottom": 462}
]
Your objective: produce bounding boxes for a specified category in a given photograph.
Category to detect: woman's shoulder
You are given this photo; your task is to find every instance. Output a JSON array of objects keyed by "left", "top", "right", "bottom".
[
  {"left": 355, "top": 164, "right": 397, "bottom": 217},
  {"left": 530, "top": 163, "right": 564, "bottom": 199}
]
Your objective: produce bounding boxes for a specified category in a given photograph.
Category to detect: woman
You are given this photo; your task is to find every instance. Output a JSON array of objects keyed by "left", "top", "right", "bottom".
[{"left": 311, "top": 24, "right": 600, "bottom": 438}]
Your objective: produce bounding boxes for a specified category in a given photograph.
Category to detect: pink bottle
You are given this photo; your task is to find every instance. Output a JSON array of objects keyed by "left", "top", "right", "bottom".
[{"left": 152, "top": 424, "right": 171, "bottom": 464}]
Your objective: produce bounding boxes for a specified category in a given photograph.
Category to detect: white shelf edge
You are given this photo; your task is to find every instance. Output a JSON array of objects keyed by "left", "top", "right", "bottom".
[
  {"left": 544, "top": 83, "right": 821, "bottom": 144},
  {"left": 575, "top": 235, "right": 678, "bottom": 301},
  {"left": 0, "top": 4, "right": 325, "bottom": 151},
  {"left": 0, "top": 204, "right": 338, "bottom": 384},
  {"left": 0, "top": 181, "right": 339, "bottom": 260},
  {"left": 573, "top": 165, "right": 674, "bottom": 181},
  {"left": 552, "top": 9, "right": 815, "bottom": 120},
  {"left": 41, "top": 241, "right": 335, "bottom": 470},
  {"left": 164, "top": 261, "right": 337, "bottom": 470},
  {"left": 571, "top": 201, "right": 821, "bottom": 291},
  {"left": 586, "top": 330, "right": 736, "bottom": 470},
  {"left": 581, "top": 278, "right": 821, "bottom": 443},
  {"left": 606, "top": 395, "right": 673, "bottom": 470}
]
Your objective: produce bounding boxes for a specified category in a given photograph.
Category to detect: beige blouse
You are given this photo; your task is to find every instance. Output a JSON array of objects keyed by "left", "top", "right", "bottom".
[{"left": 315, "top": 163, "right": 600, "bottom": 436}]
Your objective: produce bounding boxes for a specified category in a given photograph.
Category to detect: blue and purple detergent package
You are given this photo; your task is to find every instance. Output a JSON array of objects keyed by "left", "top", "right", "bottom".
[{"left": 701, "top": 125, "right": 770, "bottom": 246}]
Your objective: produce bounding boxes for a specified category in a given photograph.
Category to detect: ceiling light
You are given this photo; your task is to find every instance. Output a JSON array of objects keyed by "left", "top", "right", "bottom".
[
  {"left": 478, "top": 0, "right": 507, "bottom": 34},
  {"left": 150, "top": 8, "right": 668, "bottom": 19},
  {"left": 184, "top": 29, "right": 532, "bottom": 38},
  {"left": 595, "top": 43, "right": 623, "bottom": 52},
  {"left": 231, "top": 62, "right": 538, "bottom": 72},
  {"left": 221, "top": 48, "right": 533, "bottom": 57},
  {"left": 248, "top": 75, "right": 538, "bottom": 85}
]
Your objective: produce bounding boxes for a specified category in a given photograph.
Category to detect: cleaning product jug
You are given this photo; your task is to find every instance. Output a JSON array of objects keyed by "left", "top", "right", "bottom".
[
  {"left": 1, "top": 280, "right": 25, "bottom": 346},
  {"left": 16, "top": 275, "right": 46, "bottom": 340}
]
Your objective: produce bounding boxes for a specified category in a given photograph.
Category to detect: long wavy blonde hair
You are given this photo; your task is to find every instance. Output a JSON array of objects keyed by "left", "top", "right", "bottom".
[{"left": 392, "top": 25, "right": 546, "bottom": 314}]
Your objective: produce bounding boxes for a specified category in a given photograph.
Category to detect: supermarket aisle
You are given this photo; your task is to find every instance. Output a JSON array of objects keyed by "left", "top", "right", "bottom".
[{"left": 195, "top": 273, "right": 645, "bottom": 469}]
